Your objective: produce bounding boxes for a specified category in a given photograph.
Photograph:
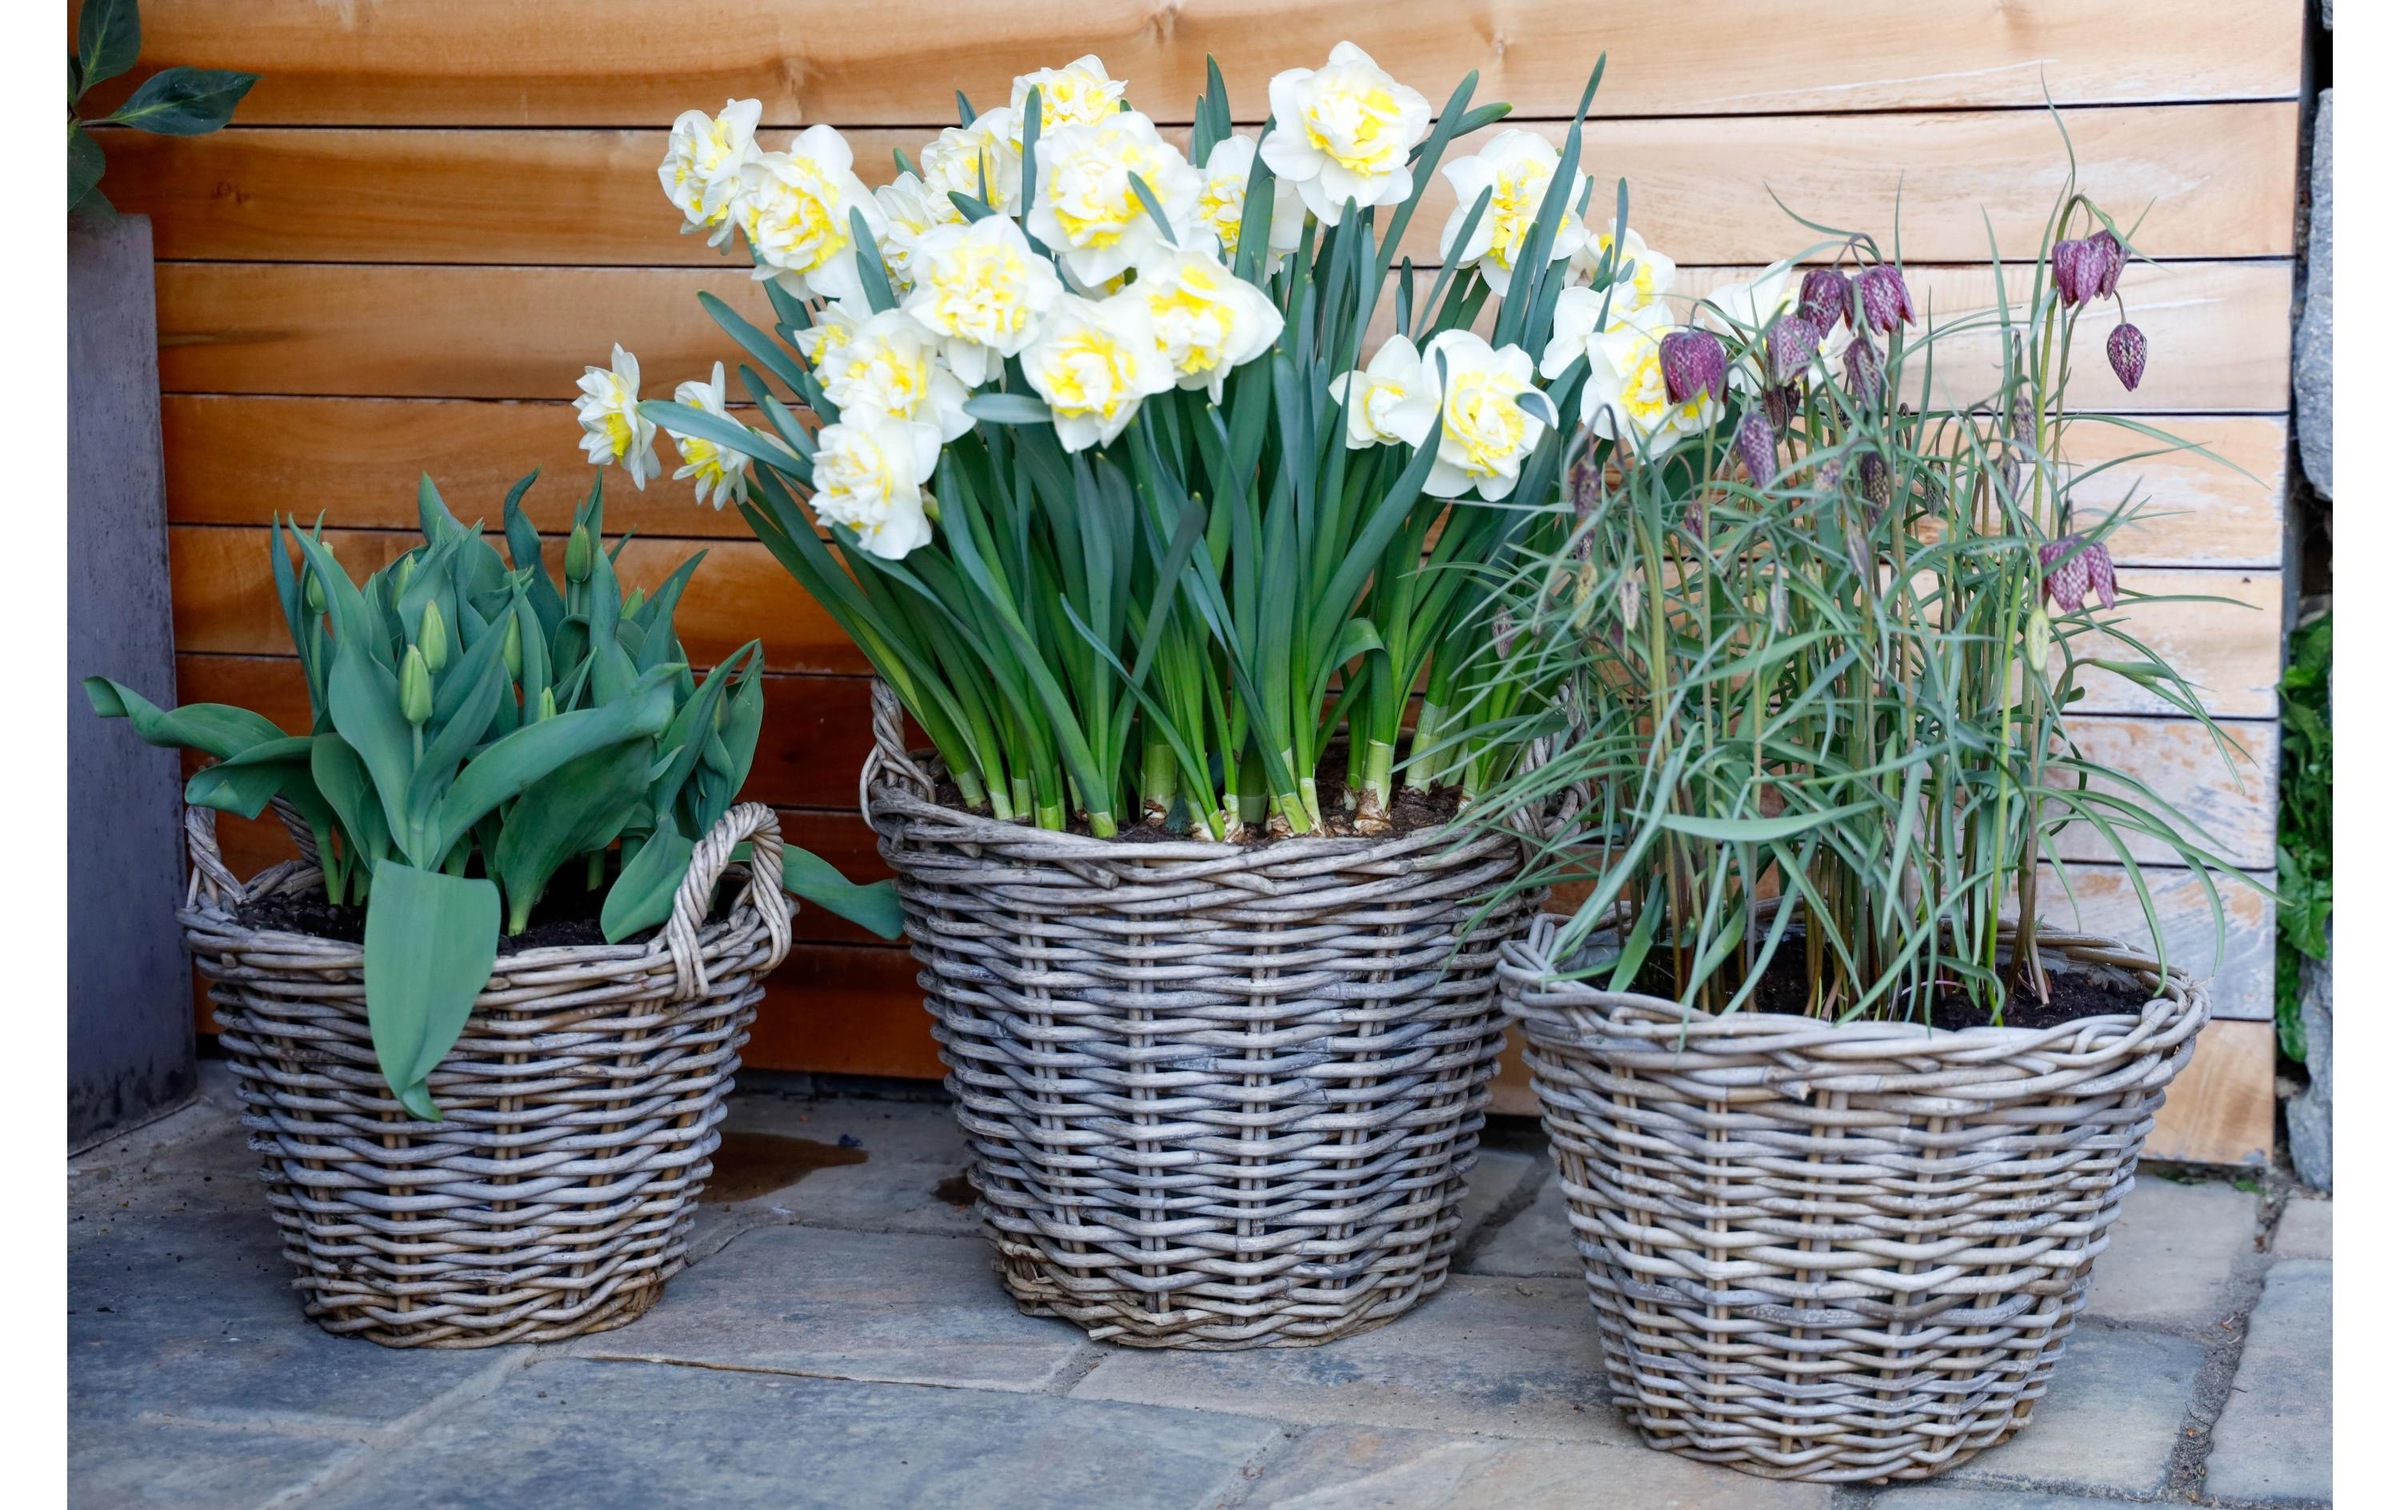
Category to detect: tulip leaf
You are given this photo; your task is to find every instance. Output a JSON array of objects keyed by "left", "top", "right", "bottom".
[
  {"left": 364, "top": 862, "right": 500, "bottom": 1119},
  {"left": 75, "top": 0, "right": 140, "bottom": 94},
  {"left": 105, "top": 66, "right": 259, "bottom": 136},
  {"left": 431, "top": 664, "right": 678, "bottom": 861},
  {"left": 601, "top": 821, "right": 695, "bottom": 943},
  {"left": 781, "top": 848, "right": 904, "bottom": 940},
  {"left": 963, "top": 393, "right": 1052, "bottom": 425},
  {"left": 68, "top": 125, "right": 106, "bottom": 214},
  {"left": 182, "top": 735, "right": 315, "bottom": 819},
  {"left": 83, "top": 677, "right": 287, "bottom": 759},
  {"left": 312, "top": 734, "right": 393, "bottom": 876},
  {"left": 491, "top": 740, "right": 651, "bottom": 933}
]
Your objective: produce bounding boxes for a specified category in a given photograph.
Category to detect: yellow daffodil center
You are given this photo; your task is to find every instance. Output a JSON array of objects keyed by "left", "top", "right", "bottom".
[
  {"left": 1146, "top": 269, "right": 1239, "bottom": 376},
  {"left": 600, "top": 409, "right": 633, "bottom": 457},
  {"left": 678, "top": 432, "right": 727, "bottom": 484},
  {"left": 1362, "top": 379, "right": 1412, "bottom": 439},
  {"left": 1484, "top": 160, "right": 1569, "bottom": 271},
  {"left": 1304, "top": 82, "right": 1404, "bottom": 175},
  {"left": 1593, "top": 236, "right": 1658, "bottom": 307},
  {"left": 1039, "top": 330, "right": 1141, "bottom": 420},
  {"left": 925, "top": 244, "right": 1035, "bottom": 343},
  {"left": 1198, "top": 176, "right": 1246, "bottom": 257},
  {"left": 1031, "top": 69, "right": 1121, "bottom": 132},
  {"left": 1043, "top": 135, "right": 1172, "bottom": 248},
  {"left": 829, "top": 339, "right": 931, "bottom": 419},
  {"left": 746, "top": 158, "right": 848, "bottom": 273},
  {"left": 1444, "top": 370, "right": 1530, "bottom": 477}
]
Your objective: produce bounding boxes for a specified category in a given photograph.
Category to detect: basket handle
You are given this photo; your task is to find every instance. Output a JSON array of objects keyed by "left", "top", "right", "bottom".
[
  {"left": 860, "top": 678, "right": 936, "bottom": 825},
  {"left": 665, "top": 801, "right": 793, "bottom": 1000},
  {"left": 182, "top": 805, "right": 243, "bottom": 910}
]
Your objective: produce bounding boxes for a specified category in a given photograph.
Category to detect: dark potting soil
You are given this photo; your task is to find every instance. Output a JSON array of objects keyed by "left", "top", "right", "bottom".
[
  {"left": 235, "top": 877, "right": 738, "bottom": 955},
  {"left": 1626, "top": 936, "right": 2160, "bottom": 1030},
  {"left": 923, "top": 748, "right": 1463, "bottom": 846}
]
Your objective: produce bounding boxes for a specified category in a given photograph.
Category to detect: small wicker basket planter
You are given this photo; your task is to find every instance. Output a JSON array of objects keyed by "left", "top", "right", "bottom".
[
  {"left": 181, "top": 800, "right": 794, "bottom": 1349},
  {"left": 1498, "top": 913, "right": 2208, "bottom": 1484},
  {"left": 861, "top": 683, "right": 1544, "bottom": 1349}
]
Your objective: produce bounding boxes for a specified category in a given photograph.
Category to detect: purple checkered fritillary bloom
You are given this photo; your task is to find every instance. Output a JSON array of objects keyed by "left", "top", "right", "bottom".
[
  {"left": 1856, "top": 264, "right": 1915, "bottom": 333},
  {"left": 1658, "top": 329, "right": 1728, "bottom": 405},
  {"left": 1844, "top": 337, "right": 1883, "bottom": 405},
  {"left": 2041, "top": 534, "right": 2119, "bottom": 612},
  {"left": 2107, "top": 322, "right": 2147, "bottom": 391},
  {"left": 1765, "top": 314, "right": 1816, "bottom": 386},
  {"left": 1732, "top": 409, "right": 1777, "bottom": 489},
  {"left": 1799, "top": 267, "right": 1852, "bottom": 335}
]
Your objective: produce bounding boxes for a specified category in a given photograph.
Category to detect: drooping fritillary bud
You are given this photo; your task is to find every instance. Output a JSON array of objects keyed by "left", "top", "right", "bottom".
[
  {"left": 417, "top": 599, "right": 448, "bottom": 674},
  {"left": 2087, "top": 539, "right": 2118, "bottom": 609},
  {"left": 2050, "top": 237, "right": 2099, "bottom": 307},
  {"left": 1855, "top": 451, "right": 1892, "bottom": 521},
  {"left": 565, "top": 524, "right": 594, "bottom": 583},
  {"left": 2088, "top": 230, "right": 2125, "bottom": 298},
  {"left": 1799, "top": 267, "right": 1851, "bottom": 335},
  {"left": 400, "top": 645, "right": 433, "bottom": 726},
  {"left": 2107, "top": 322, "right": 2147, "bottom": 391},
  {"left": 1658, "top": 329, "right": 1728, "bottom": 405},
  {"left": 1732, "top": 409, "right": 1777, "bottom": 490},
  {"left": 1856, "top": 265, "right": 1915, "bottom": 333},
  {"left": 1765, "top": 315, "right": 1816, "bottom": 386},
  {"left": 1763, "top": 382, "right": 1800, "bottom": 431},
  {"left": 2001, "top": 395, "right": 2035, "bottom": 497},
  {"left": 1844, "top": 338, "right": 1884, "bottom": 405}
]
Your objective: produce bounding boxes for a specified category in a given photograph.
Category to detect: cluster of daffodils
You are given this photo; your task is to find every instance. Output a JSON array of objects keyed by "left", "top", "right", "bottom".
[{"left": 576, "top": 45, "right": 1702, "bottom": 556}]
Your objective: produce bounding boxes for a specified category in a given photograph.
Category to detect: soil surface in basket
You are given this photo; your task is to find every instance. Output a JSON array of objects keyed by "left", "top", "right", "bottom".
[
  {"left": 235, "top": 878, "right": 738, "bottom": 955},
  {"left": 705, "top": 1132, "right": 869, "bottom": 1203},
  {"left": 1626, "top": 939, "right": 2160, "bottom": 1030},
  {"left": 929, "top": 749, "right": 1464, "bottom": 845}
]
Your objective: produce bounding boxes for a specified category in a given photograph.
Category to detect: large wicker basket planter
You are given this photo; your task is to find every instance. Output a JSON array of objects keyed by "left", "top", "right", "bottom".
[
  {"left": 861, "top": 683, "right": 1543, "bottom": 1349},
  {"left": 1498, "top": 914, "right": 2208, "bottom": 1484},
  {"left": 180, "top": 801, "right": 795, "bottom": 1348}
]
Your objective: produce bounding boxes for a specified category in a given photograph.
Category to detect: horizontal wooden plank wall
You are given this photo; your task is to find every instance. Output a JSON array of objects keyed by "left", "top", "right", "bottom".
[{"left": 84, "top": 0, "right": 2300, "bottom": 1164}]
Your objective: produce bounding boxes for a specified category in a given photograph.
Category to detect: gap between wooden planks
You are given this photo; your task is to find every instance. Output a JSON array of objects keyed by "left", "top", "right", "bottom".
[{"left": 99, "top": 102, "right": 2300, "bottom": 268}]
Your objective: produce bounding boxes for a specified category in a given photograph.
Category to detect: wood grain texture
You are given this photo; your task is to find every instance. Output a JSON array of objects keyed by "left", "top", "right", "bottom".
[
  {"left": 2065, "top": 568, "right": 2283, "bottom": 719},
  {"left": 2143, "top": 1020, "right": 2274, "bottom": 1165},
  {"left": 105, "top": 103, "right": 2298, "bottom": 267},
  {"left": 153, "top": 259, "right": 2295, "bottom": 413},
  {"left": 161, "top": 396, "right": 2287, "bottom": 568},
  {"left": 2055, "top": 716, "right": 2276, "bottom": 869},
  {"left": 86, "top": 1, "right": 2305, "bottom": 126}
]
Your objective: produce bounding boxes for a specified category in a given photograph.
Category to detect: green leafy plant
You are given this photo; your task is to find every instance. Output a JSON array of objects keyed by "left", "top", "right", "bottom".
[
  {"left": 87, "top": 473, "right": 900, "bottom": 1117},
  {"left": 69, "top": 0, "right": 256, "bottom": 219},
  {"left": 2274, "top": 610, "right": 2331, "bottom": 1059},
  {"left": 1478, "top": 147, "right": 2267, "bottom": 1022}
]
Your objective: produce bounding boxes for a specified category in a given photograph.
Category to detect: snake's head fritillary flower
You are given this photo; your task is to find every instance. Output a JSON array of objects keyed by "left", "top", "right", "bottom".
[
  {"left": 1332, "top": 333, "right": 1440, "bottom": 451},
  {"left": 1437, "top": 128, "right": 1593, "bottom": 295},
  {"left": 1798, "top": 266, "right": 1851, "bottom": 335},
  {"left": 1843, "top": 337, "right": 1883, "bottom": 405},
  {"left": 2107, "top": 322, "right": 2148, "bottom": 391},
  {"left": 1855, "top": 450, "right": 1891, "bottom": 520},
  {"left": 1856, "top": 264, "right": 1914, "bottom": 334},
  {"left": 2041, "top": 534, "right": 2119, "bottom": 612},
  {"left": 2051, "top": 235, "right": 2101, "bottom": 307},
  {"left": 1763, "top": 381, "right": 1800, "bottom": 431},
  {"left": 1582, "top": 323, "right": 1723, "bottom": 450},
  {"left": 1657, "top": 329, "right": 1727, "bottom": 405},
  {"left": 2088, "top": 230, "right": 2126, "bottom": 298},
  {"left": 1259, "top": 42, "right": 1434, "bottom": 222},
  {"left": 1732, "top": 409, "right": 1777, "bottom": 490},
  {"left": 1765, "top": 314, "right": 1816, "bottom": 386},
  {"left": 1420, "top": 329, "right": 1556, "bottom": 501}
]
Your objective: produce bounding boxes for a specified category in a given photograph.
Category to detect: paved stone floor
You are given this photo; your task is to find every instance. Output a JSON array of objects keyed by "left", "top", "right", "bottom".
[{"left": 70, "top": 1065, "right": 2332, "bottom": 1509}]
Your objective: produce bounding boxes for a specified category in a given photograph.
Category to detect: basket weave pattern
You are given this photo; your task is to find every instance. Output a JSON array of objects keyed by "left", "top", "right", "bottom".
[
  {"left": 183, "top": 801, "right": 793, "bottom": 1348},
  {"left": 1499, "top": 916, "right": 2207, "bottom": 1483},
  {"left": 862, "top": 682, "right": 1540, "bottom": 1349}
]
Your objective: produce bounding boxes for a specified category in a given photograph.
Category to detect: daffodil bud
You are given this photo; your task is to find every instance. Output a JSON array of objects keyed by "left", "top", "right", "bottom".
[
  {"left": 2107, "top": 322, "right": 2147, "bottom": 391},
  {"left": 1764, "top": 315, "right": 1815, "bottom": 386},
  {"left": 1732, "top": 409, "right": 1777, "bottom": 490},
  {"left": 417, "top": 599, "right": 448, "bottom": 673},
  {"left": 1798, "top": 267, "right": 1851, "bottom": 336},
  {"left": 303, "top": 571, "right": 326, "bottom": 615},
  {"left": 400, "top": 645, "right": 433, "bottom": 725},
  {"left": 1856, "top": 265, "right": 1914, "bottom": 333},
  {"left": 1657, "top": 330, "right": 1727, "bottom": 405},
  {"left": 565, "top": 524, "right": 594, "bottom": 583},
  {"left": 501, "top": 613, "right": 523, "bottom": 679},
  {"left": 538, "top": 685, "right": 558, "bottom": 722}
]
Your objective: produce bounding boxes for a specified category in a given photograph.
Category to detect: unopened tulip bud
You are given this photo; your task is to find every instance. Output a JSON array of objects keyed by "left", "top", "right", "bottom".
[
  {"left": 400, "top": 645, "right": 433, "bottom": 725},
  {"left": 565, "top": 525, "right": 594, "bottom": 583},
  {"left": 2088, "top": 230, "right": 2125, "bottom": 298},
  {"left": 1844, "top": 338, "right": 1883, "bottom": 405},
  {"left": 2107, "top": 322, "right": 2147, "bottom": 391},
  {"left": 622, "top": 586, "right": 647, "bottom": 618},
  {"left": 501, "top": 614, "right": 523, "bottom": 679},
  {"left": 1732, "top": 410, "right": 1777, "bottom": 489},
  {"left": 417, "top": 599, "right": 448, "bottom": 673},
  {"left": 1658, "top": 330, "right": 1727, "bottom": 405},
  {"left": 1799, "top": 267, "right": 1851, "bottom": 335},
  {"left": 392, "top": 555, "right": 417, "bottom": 596},
  {"left": 303, "top": 571, "right": 326, "bottom": 615},
  {"left": 1765, "top": 315, "right": 1816, "bottom": 386},
  {"left": 537, "top": 685, "right": 557, "bottom": 722},
  {"left": 1856, "top": 265, "right": 1914, "bottom": 333}
]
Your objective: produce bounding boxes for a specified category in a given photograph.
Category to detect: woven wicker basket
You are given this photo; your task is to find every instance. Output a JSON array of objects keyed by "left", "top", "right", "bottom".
[
  {"left": 1498, "top": 913, "right": 2208, "bottom": 1484},
  {"left": 861, "top": 682, "right": 1545, "bottom": 1349},
  {"left": 180, "top": 800, "right": 794, "bottom": 1348}
]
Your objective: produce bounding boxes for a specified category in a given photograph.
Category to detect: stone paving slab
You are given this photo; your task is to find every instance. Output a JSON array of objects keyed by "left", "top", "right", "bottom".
[
  {"left": 2083, "top": 1174, "right": 2258, "bottom": 1328},
  {"left": 2207, "top": 1259, "right": 2333, "bottom": 1503},
  {"left": 1071, "top": 1273, "right": 1620, "bottom": 1442},
  {"left": 1227, "top": 1423, "right": 1833, "bottom": 1509},
  {"left": 1868, "top": 1489, "right": 2128, "bottom": 1509},
  {"left": 1454, "top": 1147, "right": 1537, "bottom": 1241},
  {"left": 568, "top": 1223, "right": 1095, "bottom": 1393},
  {"left": 70, "top": 1416, "right": 364, "bottom": 1510},
  {"left": 1941, "top": 1328, "right": 2204, "bottom": 1497},
  {"left": 309, "top": 1356, "right": 1286, "bottom": 1510},
  {"left": 1463, "top": 1172, "right": 1575, "bottom": 1278},
  {"left": 707, "top": 1094, "right": 981, "bottom": 1239},
  {"left": 2276, "top": 1196, "right": 2332, "bottom": 1260},
  {"left": 71, "top": 1206, "right": 502, "bottom": 1432}
]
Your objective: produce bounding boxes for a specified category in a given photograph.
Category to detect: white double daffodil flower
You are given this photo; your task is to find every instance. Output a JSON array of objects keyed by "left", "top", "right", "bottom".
[
  {"left": 1194, "top": 135, "right": 1305, "bottom": 268},
  {"left": 811, "top": 416, "right": 940, "bottom": 561},
  {"left": 1006, "top": 55, "right": 1128, "bottom": 145},
  {"left": 573, "top": 344, "right": 661, "bottom": 490},
  {"left": 871, "top": 171, "right": 960, "bottom": 293},
  {"left": 1437, "top": 129, "right": 1593, "bottom": 295},
  {"left": 1540, "top": 278, "right": 1672, "bottom": 384},
  {"left": 738, "top": 125, "right": 887, "bottom": 302},
  {"left": 1420, "top": 330, "right": 1556, "bottom": 501},
  {"left": 1131, "top": 247, "right": 1284, "bottom": 402},
  {"left": 1026, "top": 112, "right": 1201, "bottom": 291},
  {"left": 921, "top": 108, "right": 1023, "bottom": 217},
  {"left": 816, "top": 310, "right": 972, "bottom": 442},
  {"left": 1331, "top": 334, "right": 1439, "bottom": 451},
  {"left": 665, "top": 363, "right": 753, "bottom": 510},
  {"left": 1020, "top": 290, "right": 1174, "bottom": 453},
  {"left": 901, "top": 216, "right": 1066, "bottom": 387},
  {"left": 1260, "top": 43, "right": 1432, "bottom": 222},
  {"left": 1580, "top": 322, "right": 1723, "bottom": 452},
  {"left": 659, "top": 99, "right": 762, "bottom": 245},
  {"left": 1570, "top": 225, "right": 1676, "bottom": 313}
]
